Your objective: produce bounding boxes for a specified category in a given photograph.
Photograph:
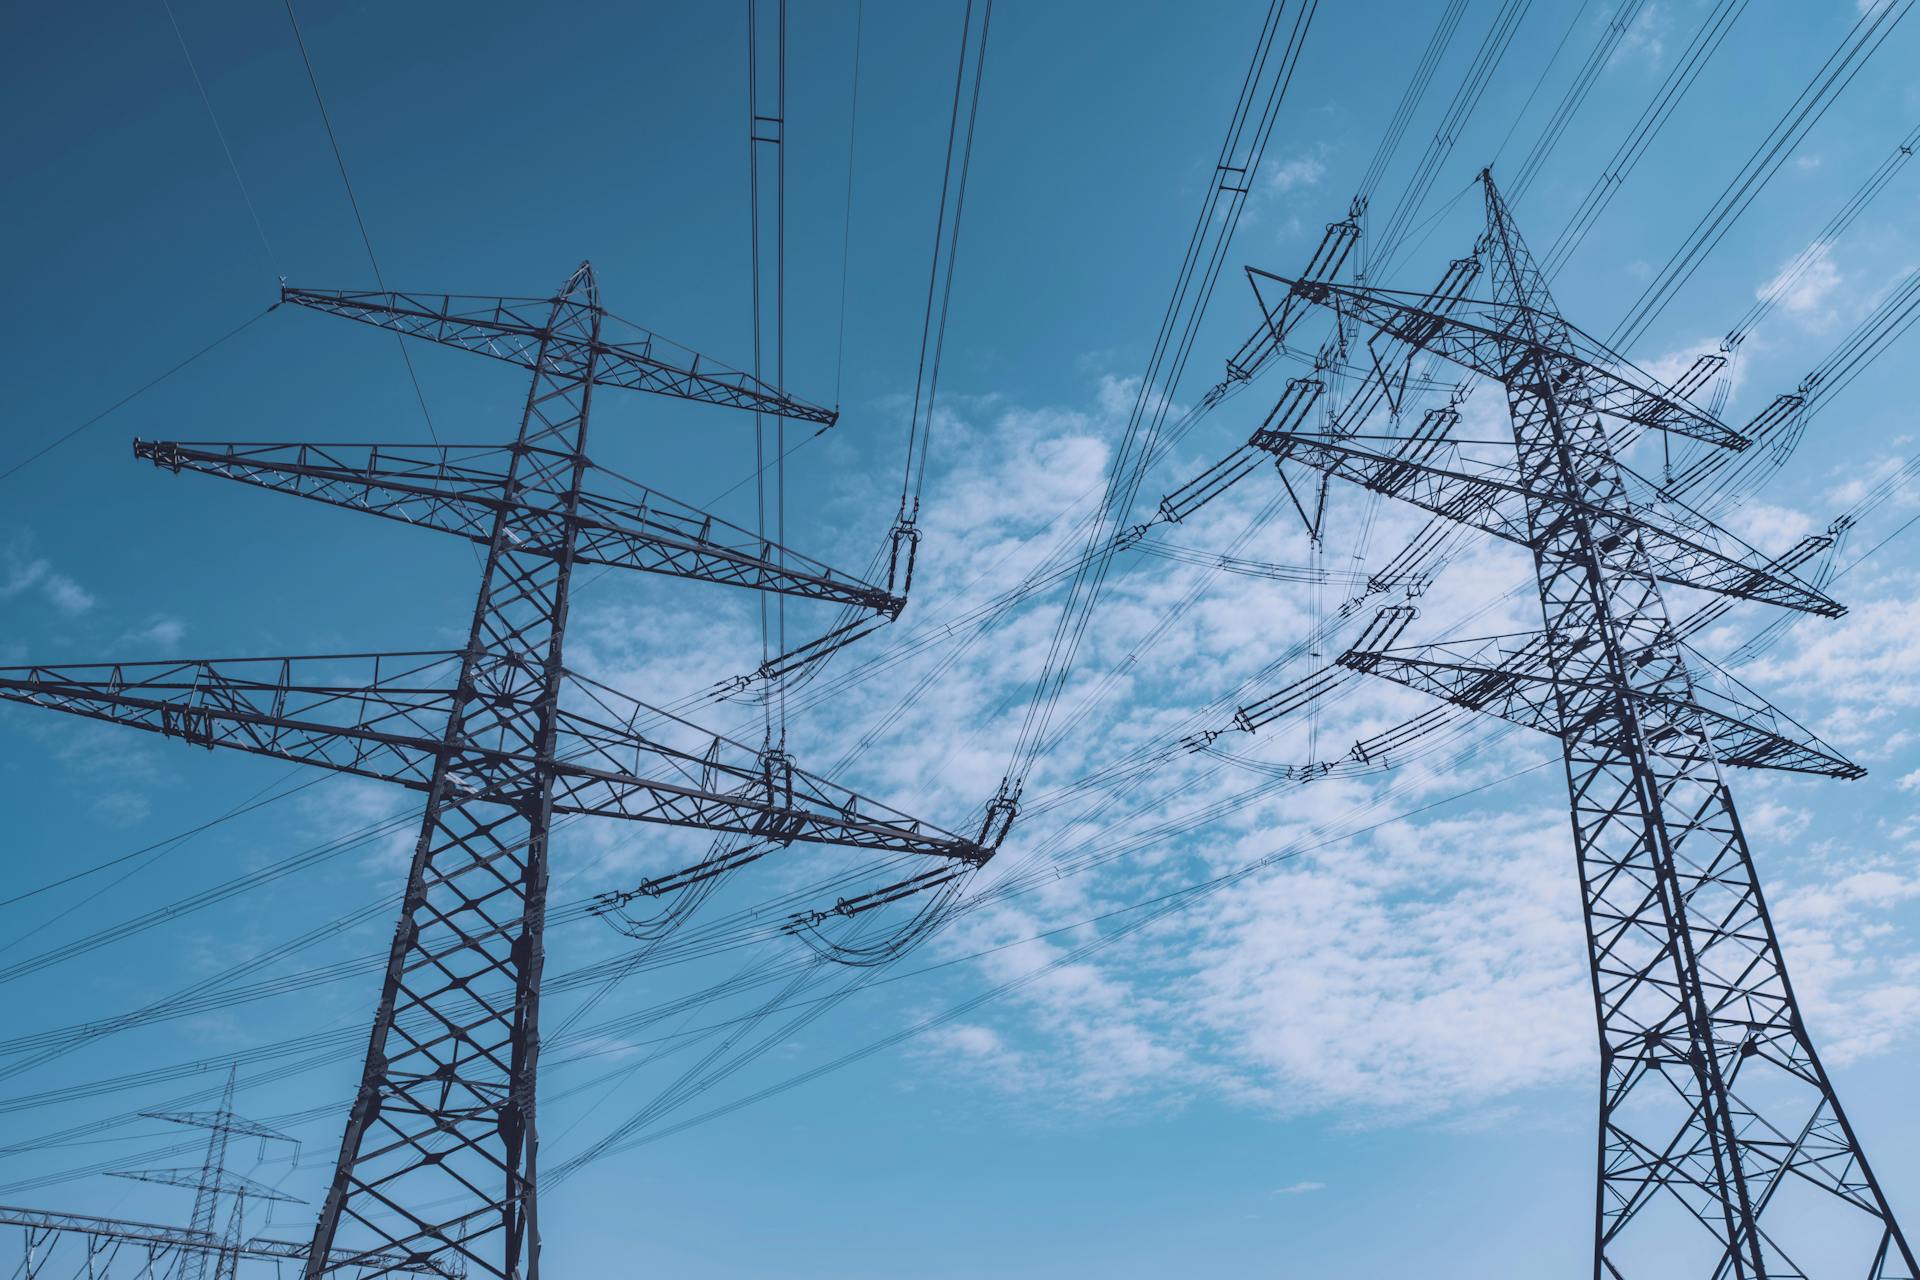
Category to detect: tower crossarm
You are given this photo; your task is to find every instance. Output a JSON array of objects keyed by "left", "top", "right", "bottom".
[
  {"left": 139, "top": 1107, "right": 298, "bottom": 1143},
  {"left": 109, "top": 1167, "right": 304, "bottom": 1205},
  {"left": 0, "top": 652, "right": 462, "bottom": 787},
  {"left": 280, "top": 282, "right": 838, "bottom": 425},
  {"left": 1339, "top": 634, "right": 1863, "bottom": 778},
  {"left": 134, "top": 439, "right": 901, "bottom": 613},
  {"left": 1252, "top": 428, "right": 1842, "bottom": 616},
  {"left": 0, "top": 654, "right": 983, "bottom": 862},
  {"left": 1249, "top": 270, "right": 1749, "bottom": 451},
  {"left": 0, "top": 1204, "right": 453, "bottom": 1276}
]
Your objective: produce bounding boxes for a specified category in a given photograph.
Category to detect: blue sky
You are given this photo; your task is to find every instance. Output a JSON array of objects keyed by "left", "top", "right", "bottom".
[{"left": 4, "top": 1, "right": 1920, "bottom": 1275}]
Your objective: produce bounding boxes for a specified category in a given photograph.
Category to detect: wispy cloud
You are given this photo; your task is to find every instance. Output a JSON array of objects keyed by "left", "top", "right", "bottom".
[
  {"left": 1756, "top": 241, "right": 1844, "bottom": 328},
  {"left": 119, "top": 614, "right": 186, "bottom": 651},
  {"left": 1611, "top": 3, "right": 1669, "bottom": 68},
  {"left": 1, "top": 530, "right": 94, "bottom": 616},
  {"left": 554, "top": 366, "right": 1920, "bottom": 1136},
  {"left": 1266, "top": 153, "right": 1326, "bottom": 196}
]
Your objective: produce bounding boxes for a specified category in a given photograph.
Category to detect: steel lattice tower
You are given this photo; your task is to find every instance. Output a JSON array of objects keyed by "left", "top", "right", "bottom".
[
  {"left": 0, "top": 265, "right": 988, "bottom": 1279},
  {"left": 1214, "top": 172, "right": 1914, "bottom": 1277}
]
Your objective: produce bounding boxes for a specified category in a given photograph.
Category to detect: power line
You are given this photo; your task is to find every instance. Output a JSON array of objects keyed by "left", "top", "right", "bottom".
[
  {"left": 1607, "top": 0, "right": 1915, "bottom": 351},
  {"left": 832, "top": 0, "right": 865, "bottom": 407},
  {"left": 160, "top": 0, "right": 281, "bottom": 280},
  {"left": 0, "top": 306, "right": 275, "bottom": 486},
  {"left": 281, "top": 0, "right": 443, "bottom": 448}
]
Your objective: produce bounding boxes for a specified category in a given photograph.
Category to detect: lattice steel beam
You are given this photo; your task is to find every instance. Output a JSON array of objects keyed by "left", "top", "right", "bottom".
[
  {"left": 280, "top": 284, "right": 837, "bottom": 424},
  {"left": 133, "top": 439, "right": 900, "bottom": 612}
]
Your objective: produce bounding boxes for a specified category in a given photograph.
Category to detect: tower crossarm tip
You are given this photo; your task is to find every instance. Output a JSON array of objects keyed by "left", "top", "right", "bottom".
[
  {"left": 1248, "top": 272, "right": 1749, "bottom": 452},
  {"left": 1340, "top": 633, "right": 1863, "bottom": 778},
  {"left": 1253, "top": 428, "right": 1842, "bottom": 616},
  {"left": 1160, "top": 377, "right": 1325, "bottom": 525},
  {"left": 132, "top": 439, "right": 899, "bottom": 613},
  {"left": 1227, "top": 212, "right": 1363, "bottom": 380},
  {"left": 280, "top": 283, "right": 837, "bottom": 425},
  {"left": 557, "top": 674, "right": 990, "bottom": 862}
]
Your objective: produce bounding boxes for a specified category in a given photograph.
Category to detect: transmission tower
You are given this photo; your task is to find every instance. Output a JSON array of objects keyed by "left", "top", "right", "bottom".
[
  {"left": 1185, "top": 171, "right": 1914, "bottom": 1277},
  {"left": 0, "top": 265, "right": 990, "bottom": 1279},
  {"left": 0, "top": 1066, "right": 429, "bottom": 1280},
  {"left": 109, "top": 1068, "right": 301, "bottom": 1280}
]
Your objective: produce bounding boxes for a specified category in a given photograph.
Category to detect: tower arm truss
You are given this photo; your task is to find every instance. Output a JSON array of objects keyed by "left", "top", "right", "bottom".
[
  {"left": 0, "top": 1204, "right": 453, "bottom": 1276},
  {"left": 1254, "top": 428, "right": 1842, "bottom": 616},
  {"left": 1340, "top": 634, "right": 1862, "bottom": 778},
  {"left": 134, "top": 439, "right": 900, "bottom": 613},
  {"left": 0, "top": 655, "right": 985, "bottom": 862},
  {"left": 280, "top": 284, "right": 838, "bottom": 424},
  {"left": 0, "top": 652, "right": 460, "bottom": 786},
  {"left": 139, "top": 1107, "right": 298, "bottom": 1143},
  {"left": 1250, "top": 270, "right": 1749, "bottom": 450},
  {"left": 109, "top": 1167, "right": 304, "bottom": 1205}
]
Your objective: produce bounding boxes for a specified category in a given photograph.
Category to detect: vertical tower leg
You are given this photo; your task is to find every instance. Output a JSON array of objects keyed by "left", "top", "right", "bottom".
[{"left": 306, "top": 266, "right": 602, "bottom": 1280}]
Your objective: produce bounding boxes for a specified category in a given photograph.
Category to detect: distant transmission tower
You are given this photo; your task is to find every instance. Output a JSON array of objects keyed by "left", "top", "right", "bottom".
[
  {"left": 0, "top": 266, "right": 989, "bottom": 1279},
  {"left": 109, "top": 1067, "right": 300, "bottom": 1280},
  {"left": 1, "top": 1070, "right": 432, "bottom": 1277},
  {"left": 1202, "top": 171, "right": 1914, "bottom": 1277}
]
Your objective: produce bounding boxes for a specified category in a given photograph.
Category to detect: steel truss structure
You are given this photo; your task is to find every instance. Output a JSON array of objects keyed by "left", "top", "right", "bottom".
[
  {"left": 0, "top": 1203, "right": 441, "bottom": 1279},
  {"left": 109, "top": 1069, "right": 301, "bottom": 1280},
  {"left": 0, "top": 265, "right": 989, "bottom": 1279},
  {"left": 0, "top": 1071, "right": 445, "bottom": 1279},
  {"left": 1178, "top": 173, "right": 1916, "bottom": 1278}
]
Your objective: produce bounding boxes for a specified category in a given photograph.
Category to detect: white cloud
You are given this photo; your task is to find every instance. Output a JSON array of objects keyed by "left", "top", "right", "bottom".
[
  {"left": 1273, "top": 1181, "right": 1325, "bottom": 1195},
  {"left": 1744, "top": 799, "right": 1812, "bottom": 841},
  {"left": 120, "top": 614, "right": 186, "bottom": 650},
  {"left": 1758, "top": 241, "right": 1843, "bottom": 324},
  {"left": 639, "top": 370, "right": 1891, "bottom": 1130},
  {"left": 1724, "top": 501, "right": 1815, "bottom": 553},
  {"left": 0, "top": 532, "right": 94, "bottom": 616},
  {"left": 39, "top": 574, "right": 93, "bottom": 614},
  {"left": 1184, "top": 808, "right": 1592, "bottom": 1116},
  {"left": 1772, "top": 860, "right": 1920, "bottom": 1063},
  {"left": 1244, "top": 147, "right": 1333, "bottom": 235},
  {"left": 1266, "top": 153, "right": 1326, "bottom": 196},
  {"left": 92, "top": 788, "right": 152, "bottom": 827},
  {"left": 1611, "top": 4, "right": 1668, "bottom": 68},
  {"left": 1741, "top": 584, "right": 1920, "bottom": 748}
]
